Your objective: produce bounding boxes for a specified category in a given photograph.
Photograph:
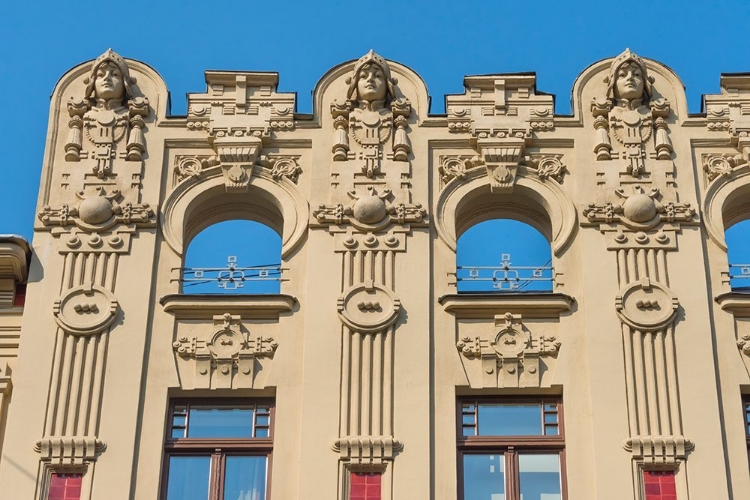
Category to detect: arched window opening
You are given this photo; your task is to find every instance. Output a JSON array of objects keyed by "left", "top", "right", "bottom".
[
  {"left": 181, "top": 220, "right": 283, "bottom": 294},
  {"left": 456, "top": 219, "right": 553, "bottom": 293},
  {"left": 726, "top": 219, "right": 750, "bottom": 290}
]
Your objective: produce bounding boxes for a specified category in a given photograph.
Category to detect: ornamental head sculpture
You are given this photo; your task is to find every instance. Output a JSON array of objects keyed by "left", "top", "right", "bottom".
[
  {"left": 605, "top": 48, "right": 654, "bottom": 105},
  {"left": 84, "top": 49, "right": 135, "bottom": 107},
  {"left": 346, "top": 50, "right": 397, "bottom": 106}
]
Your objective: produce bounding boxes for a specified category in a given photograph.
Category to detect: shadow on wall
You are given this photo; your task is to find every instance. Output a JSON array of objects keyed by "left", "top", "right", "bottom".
[{"left": 182, "top": 220, "right": 282, "bottom": 294}]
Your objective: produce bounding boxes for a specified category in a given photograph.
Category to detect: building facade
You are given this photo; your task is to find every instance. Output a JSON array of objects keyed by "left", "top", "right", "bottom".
[{"left": 0, "top": 48, "right": 750, "bottom": 499}]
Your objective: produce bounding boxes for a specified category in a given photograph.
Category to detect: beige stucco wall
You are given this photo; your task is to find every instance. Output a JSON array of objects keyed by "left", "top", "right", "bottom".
[{"left": 0, "top": 48, "right": 749, "bottom": 499}]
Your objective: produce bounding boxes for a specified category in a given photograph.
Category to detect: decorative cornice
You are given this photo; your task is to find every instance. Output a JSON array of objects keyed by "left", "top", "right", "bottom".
[
  {"left": 438, "top": 293, "right": 574, "bottom": 318},
  {"left": 160, "top": 294, "right": 297, "bottom": 319},
  {"left": 715, "top": 291, "right": 750, "bottom": 317}
]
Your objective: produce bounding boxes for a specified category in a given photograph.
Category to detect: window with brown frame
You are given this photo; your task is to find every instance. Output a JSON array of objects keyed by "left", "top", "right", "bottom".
[
  {"left": 161, "top": 400, "right": 273, "bottom": 500},
  {"left": 457, "top": 397, "right": 566, "bottom": 500},
  {"left": 744, "top": 396, "right": 750, "bottom": 465}
]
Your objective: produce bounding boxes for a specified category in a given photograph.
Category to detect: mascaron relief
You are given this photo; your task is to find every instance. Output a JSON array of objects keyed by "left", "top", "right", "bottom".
[
  {"left": 41, "top": 50, "right": 156, "bottom": 234},
  {"left": 316, "top": 51, "right": 426, "bottom": 230},
  {"left": 173, "top": 313, "right": 278, "bottom": 389},
  {"left": 65, "top": 49, "right": 149, "bottom": 173},
  {"left": 456, "top": 313, "right": 561, "bottom": 388},
  {"left": 592, "top": 49, "right": 673, "bottom": 177},
  {"left": 331, "top": 50, "right": 411, "bottom": 175}
]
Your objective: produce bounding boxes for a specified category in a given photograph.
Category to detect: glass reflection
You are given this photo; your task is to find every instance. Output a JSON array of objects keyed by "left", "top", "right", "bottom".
[
  {"left": 463, "top": 454, "right": 505, "bottom": 500},
  {"left": 224, "top": 456, "right": 267, "bottom": 500},
  {"left": 166, "top": 456, "right": 210, "bottom": 500},
  {"left": 518, "top": 454, "right": 561, "bottom": 500},
  {"left": 478, "top": 404, "right": 542, "bottom": 435},
  {"left": 188, "top": 407, "right": 254, "bottom": 438}
]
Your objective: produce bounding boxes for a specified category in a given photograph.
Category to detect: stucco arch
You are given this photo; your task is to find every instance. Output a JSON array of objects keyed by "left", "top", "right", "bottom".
[
  {"left": 434, "top": 167, "right": 577, "bottom": 256},
  {"left": 703, "top": 164, "right": 750, "bottom": 252},
  {"left": 161, "top": 166, "right": 308, "bottom": 259}
]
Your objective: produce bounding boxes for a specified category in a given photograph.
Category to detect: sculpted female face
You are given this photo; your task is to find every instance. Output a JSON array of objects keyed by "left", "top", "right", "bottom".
[
  {"left": 356, "top": 63, "right": 387, "bottom": 102},
  {"left": 614, "top": 61, "right": 644, "bottom": 101},
  {"left": 94, "top": 61, "right": 125, "bottom": 102}
]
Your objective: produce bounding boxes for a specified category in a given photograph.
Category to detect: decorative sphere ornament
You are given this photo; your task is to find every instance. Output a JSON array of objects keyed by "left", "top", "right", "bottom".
[
  {"left": 352, "top": 195, "right": 387, "bottom": 224},
  {"left": 622, "top": 194, "right": 656, "bottom": 222},
  {"left": 78, "top": 196, "right": 114, "bottom": 224}
]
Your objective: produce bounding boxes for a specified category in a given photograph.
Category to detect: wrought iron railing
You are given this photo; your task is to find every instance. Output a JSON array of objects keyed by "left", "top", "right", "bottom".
[
  {"left": 454, "top": 254, "right": 554, "bottom": 291},
  {"left": 174, "top": 256, "right": 285, "bottom": 291}
]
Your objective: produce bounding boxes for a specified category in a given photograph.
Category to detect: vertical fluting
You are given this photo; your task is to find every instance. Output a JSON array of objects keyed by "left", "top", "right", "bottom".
[
  {"left": 636, "top": 249, "right": 648, "bottom": 280},
  {"left": 665, "top": 326, "right": 682, "bottom": 434},
  {"left": 61, "top": 253, "right": 75, "bottom": 293},
  {"left": 657, "top": 249, "right": 669, "bottom": 285},
  {"left": 361, "top": 334, "right": 372, "bottom": 436},
  {"left": 76, "top": 335, "right": 96, "bottom": 436},
  {"left": 372, "top": 332, "right": 383, "bottom": 436},
  {"left": 626, "top": 249, "right": 637, "bottom": 281},
  {"left": 632, "top": 330, "right": 650, "bottom": 435},
  {"left": 646, "top": 249, "right": 659, "bottom": 282},
  {"left": 351, "top": 331, "right": 362, "bottom": 435},
  {"left": 622, "top": 323, "right": 639, "bottom": 436},
  {"left": 617, "top": 250, "right": 628, "bottom": 286},
  {"left": 654, "top": 329, "right": 672, "bottom": 435},
  {"left": 643, "top": 332, "right": 660, "bottom": 435},
  {"left": 54, "top": 337, "right": 74, "bottom": 435},
  {"left": 383, "top": 326, "right": 393, "bottom": 437},
  {"left": 44, "top": 331, "right": 65, "bottom": 437},
  {"left": 340, "top": 328, "right": 351, "bottom": 437},
  {"left": 86, "top": 333, "right": 107, "bottom": 436},
  {"left": 364, "top": 251, "right": 373, "bottom": 282},
  {"left": 65, "top": 336, "right": 85, "bottom": 436}
]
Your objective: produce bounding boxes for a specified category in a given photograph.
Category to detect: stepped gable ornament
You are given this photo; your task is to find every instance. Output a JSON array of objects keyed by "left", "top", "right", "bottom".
[
  {"left": 592, "top": 49, "right": 672, "bottom": 176},
  {"left": 65, "top": 49, "right": 150, "bottom": 172},
  {"left": 331, "top": 50, "right": 412, "bottom": 175}
]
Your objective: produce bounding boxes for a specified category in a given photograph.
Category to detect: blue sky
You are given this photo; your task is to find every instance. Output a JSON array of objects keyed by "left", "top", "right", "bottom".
[{"left": 3, "top": 0, "right": 750, "bottom": 279}]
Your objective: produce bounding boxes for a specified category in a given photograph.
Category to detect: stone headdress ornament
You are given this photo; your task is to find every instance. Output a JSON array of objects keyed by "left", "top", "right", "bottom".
[
  {"left": 346, "top": 49, "right": 397, "bottom": 101},
  {"left": 84, "top": 48, "right": 136, "bottom": 100},
  {"left": 604, "top": 48, "right": 654, "bottom": 100}
]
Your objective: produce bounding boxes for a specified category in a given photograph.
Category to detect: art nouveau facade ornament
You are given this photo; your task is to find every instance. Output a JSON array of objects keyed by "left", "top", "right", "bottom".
[{"left": 3, "top": 48, "right": 750, "bottom": 500}]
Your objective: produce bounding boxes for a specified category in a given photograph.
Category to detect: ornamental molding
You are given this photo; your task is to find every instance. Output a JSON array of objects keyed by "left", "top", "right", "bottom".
[
  {"left": 623, "top": 435, "right": 694, "bottom": 464},
  {"left": 703, "top": 162, "right": 750, "bottom": 251},
  {"left": 53, "top": 283, "right": 119, "bottom": 336},
  {"left": 338, "top": 280, "right": 401, "bottom": 334},
  {"left": 582, "top": 185, "right": 696, "bottom": 237},
  {"left": 615, "top": 277, "right": 679, "bottom": 332},
  {"left": 173, "top": 313, "right": 277, "bottom": 390},
  {"left": 456, "top": 313, "right": 561, "bottom": 388},
  {"left": 35, "top": 436, "right": 106, "bottom": 466},
  {"left": 161, "top": 166, "right": 308, "bottom": 258},
  {"left": 435, "top": 166, "right": 577, "bottom": 256}
]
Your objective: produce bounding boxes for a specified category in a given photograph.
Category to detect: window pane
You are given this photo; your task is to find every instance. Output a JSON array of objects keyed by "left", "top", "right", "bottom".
[
  {"left": 224, "top": 456, "right": 267, "bottom": 500},
  {"left": 188, "top": 407, "right": 254, "bottom": 438},
  {"left": 166, "top": 456, "right": 210, "bottom": 500},
  {"left": 478, "top": 404, "right": 542, "bottom": 435},
  {"left": 463, "top": 454, "right": 505, "bottom": 500},
  {"left": 518, "top": 454, "right": 561, "bottom": 500}
]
